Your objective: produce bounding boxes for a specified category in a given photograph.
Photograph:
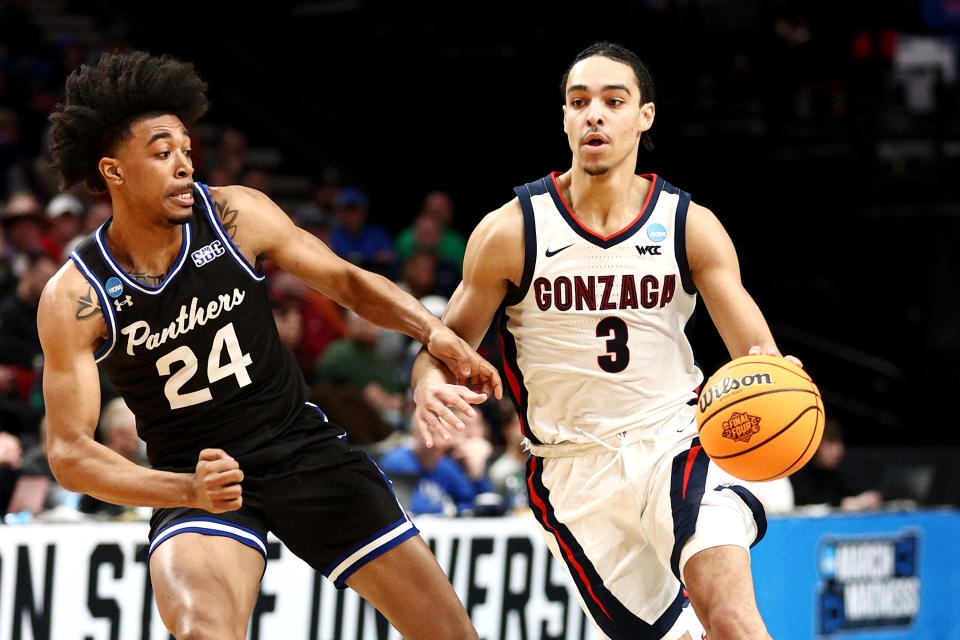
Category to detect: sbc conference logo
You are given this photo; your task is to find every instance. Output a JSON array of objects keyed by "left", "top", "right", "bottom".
[{"left": 816, "top": 531, "right": 920, "bottom": 635}]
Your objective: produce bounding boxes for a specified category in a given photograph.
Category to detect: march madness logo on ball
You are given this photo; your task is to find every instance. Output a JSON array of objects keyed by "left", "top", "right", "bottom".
[{"left": 721, "top": 412, "right": 761, "bottom": 442}]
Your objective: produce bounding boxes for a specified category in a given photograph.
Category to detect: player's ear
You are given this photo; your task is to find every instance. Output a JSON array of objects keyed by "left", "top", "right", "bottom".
[
  {"left": 562, "top": 104, "right": 568, "bottom": 134},
  {"left": 638, "top": 102, "right": 655, "bottom": 133},
  {"left": 99, "top": 157, "right": 123, "bottom": 187}
]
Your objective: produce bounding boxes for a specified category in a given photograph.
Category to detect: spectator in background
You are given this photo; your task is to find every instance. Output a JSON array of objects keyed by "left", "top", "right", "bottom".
[
  {"left": 272, "top": 298, "right": 304, "bottom": 355},
  {"left": 791, "top": 418, "right": 883, "bottom": 511},
  {"left": 395, "top": 191, "right": 467, "bottom": 269},
  {"left": 314, "top": 310, "right": 407, "bottom": 427},
  {"left": 269, "top": 269, "right": 342, "bottom": 376},
  {"left": 40, "top": 191, "right": 84, "bottom": 262},
  {"left": 0, "top": 250, "right": 57, "bottom": 369},
  {"left": 82, "top": 200, "right": 112, "bottom": 236},
  {"left": 2, "top": 191, "right": 46, "bottom": 278},
  {"left": 379, "top": 409, "right": 495, "bottom": 516},
  {"left": 486, "top": 402, "right": 529, "bottom": 514},
  {"left": 0, "top": 429, "right": 24, "bottom": 515},
  {"left": 330, "top": 187, "right": 394, "bottom": 274}
]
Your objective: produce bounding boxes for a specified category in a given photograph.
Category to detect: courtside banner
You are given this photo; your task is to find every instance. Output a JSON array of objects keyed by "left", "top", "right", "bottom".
[
  {"left": 752, "top": 509, "right": 960, "bottom": 640},
  {"left": 0, "top": 515, "right": 597, "bottom": 640},
  {"left": 1, "top": 511, "right": 958, "bottom": 639}
]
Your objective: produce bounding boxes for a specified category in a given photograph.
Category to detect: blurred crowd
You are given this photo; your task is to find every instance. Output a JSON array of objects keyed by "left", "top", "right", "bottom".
[{"left": 4, "top": 0, "right": 956, "bottom": 525}]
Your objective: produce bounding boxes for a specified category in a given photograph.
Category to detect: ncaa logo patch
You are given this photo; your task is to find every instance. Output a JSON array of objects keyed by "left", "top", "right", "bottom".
[
  {"left": 105, "top": 277, "right": 123, "bottom": 298},
  {"left": 647, "top": 223, "right": 667, "bottom": 243}
]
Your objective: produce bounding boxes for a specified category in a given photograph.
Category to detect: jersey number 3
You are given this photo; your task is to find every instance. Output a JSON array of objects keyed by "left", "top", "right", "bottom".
[
  {"left": 156, "top": 322, "right": 253, "bottom": 410},
  {"left": 596, "top": 317, "right": 629, "bottom": 373}
]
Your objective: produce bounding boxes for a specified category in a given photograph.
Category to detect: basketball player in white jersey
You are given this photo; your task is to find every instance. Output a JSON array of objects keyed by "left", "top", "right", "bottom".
[{"left": 412, "top": 42, "right": 801, "bottom": 640}]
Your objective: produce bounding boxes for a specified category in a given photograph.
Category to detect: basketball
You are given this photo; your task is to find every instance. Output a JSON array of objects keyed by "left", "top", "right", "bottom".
[{"left": 696, "top": 354, "right": 824, "bottom": 481}]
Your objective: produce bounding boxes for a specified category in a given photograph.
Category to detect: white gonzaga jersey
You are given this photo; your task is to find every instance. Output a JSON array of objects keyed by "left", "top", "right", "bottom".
[{"left": 499, "top": 172, "right": 703, "bottom": 446}]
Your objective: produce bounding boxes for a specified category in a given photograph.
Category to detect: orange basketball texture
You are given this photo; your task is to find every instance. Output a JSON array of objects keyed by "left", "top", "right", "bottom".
[{"left": 696, "top": 354, "right": 824, "bottom": 481}]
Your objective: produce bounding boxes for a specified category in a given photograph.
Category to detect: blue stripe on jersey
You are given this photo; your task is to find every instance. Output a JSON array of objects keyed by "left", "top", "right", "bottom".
[
  {"left": 526, "top": 455, "right": 685, "bottom": 640},
  {"left": 93, "top": 219, "right": 192, "bottom": 295},
  {"left": 715, "top": 484, "right": 768, "bottom": 546},
  {"left": 149, "top": 516, "right": 268, "bottom": 558},
  {"left": 324, "top": 517, "right": 419, "bottom": 588},
  {"left": 195, "top": 182, "right": 265, "bottom": 282},
  {"left": 69, "top": 250, "right": 117, "bottom": 363},
  {"left": 668, "top": 438, "right": 711, "bottom": 582}
]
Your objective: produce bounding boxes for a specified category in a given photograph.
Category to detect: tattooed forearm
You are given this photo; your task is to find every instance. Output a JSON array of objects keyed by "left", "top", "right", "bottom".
[
  {"left": 128, "top": 272, "right": 165, "bottom": 287},
  {"left": 215, "top": 199, "right": 240, "bottom": 247},
  {"left": 76, "top": 286, "right": 102, "bottom": 320}
]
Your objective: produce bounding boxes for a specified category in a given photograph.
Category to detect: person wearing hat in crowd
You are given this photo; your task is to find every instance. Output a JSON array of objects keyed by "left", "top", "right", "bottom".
[
  {"left": 1, "top": 192, "right": 46, "bottom": 292},
  {"left": 40, "top": 191, "right": 84, "bottom": 262},
  {"left": 330, "top": 187, "right": 394, "bottom": 274}
]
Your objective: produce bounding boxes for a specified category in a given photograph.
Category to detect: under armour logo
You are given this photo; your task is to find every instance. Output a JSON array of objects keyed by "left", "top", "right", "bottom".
[{"left": 114, "top": 295, "right": 133, "bottom": 311}]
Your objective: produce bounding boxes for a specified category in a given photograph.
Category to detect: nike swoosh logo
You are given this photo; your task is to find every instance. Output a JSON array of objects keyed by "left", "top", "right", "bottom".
[{"left": 545, "top": 243, "right": 574, "bottom": 257}]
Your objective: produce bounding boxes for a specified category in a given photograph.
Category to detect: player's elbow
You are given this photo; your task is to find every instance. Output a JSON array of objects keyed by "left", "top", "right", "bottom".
[{"left": 46, "top": 437, "right": 85, "bottom": 492}]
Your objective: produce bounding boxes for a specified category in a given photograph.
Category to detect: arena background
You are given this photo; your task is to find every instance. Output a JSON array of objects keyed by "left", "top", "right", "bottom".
[
  {"left": 1, "top": 0, "right": 958, "bottom": 496},
  {"left": 2, "top": 1, "right": 960, "bottom": 639},
  {"left": 42, "top": 0, "right": 957, "bottom": 447}
]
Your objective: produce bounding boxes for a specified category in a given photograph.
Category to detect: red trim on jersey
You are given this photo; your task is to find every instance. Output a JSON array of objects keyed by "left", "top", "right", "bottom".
[
  {"left": 549, "top": 171, "right": 658, "bottom": 241},
  {"left": 682, "top": 445, "right": 702, "bottom": 501},
  {"left": 498, "top": 334, "right": 528, "bottom": 435},
  {"left": 527, "top": 456, "right": 613, "bottom": 620}
]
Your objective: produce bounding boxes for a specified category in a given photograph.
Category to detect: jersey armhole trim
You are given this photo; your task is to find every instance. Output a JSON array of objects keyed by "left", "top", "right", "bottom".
[
  {"left": 674, "top": 190, "right": 697, "bottom": 295},
  {"left": 69, "top": 251, "right": 118, "bottom": 363},
  {"left": 195, "top": 182, "right": 266, "bottom": 282},
  {"left": 503, "top": 183, "right": 538, "bottom": 306}
]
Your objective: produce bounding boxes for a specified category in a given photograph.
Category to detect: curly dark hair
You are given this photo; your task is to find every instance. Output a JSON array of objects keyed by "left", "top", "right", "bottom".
[
  {"left": 560, "top": 42, "right": 656, "bottom": 152},
  {"left": 49, "top": 50, "right": 209, "bottom": 193}
]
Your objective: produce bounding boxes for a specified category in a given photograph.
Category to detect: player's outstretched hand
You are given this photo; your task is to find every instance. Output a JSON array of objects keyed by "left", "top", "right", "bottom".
[
  {"left": 414, "top": 381, "right": 488, "bottom": 449},
  {"left": 426, "top": 325, "right": 503, "bottom": 399},
  {"left": 748, "top": 345, "right": 803, "bottom": 368},
  {"left": 191, "top": 448, "right": 244, "bottom": 513}
]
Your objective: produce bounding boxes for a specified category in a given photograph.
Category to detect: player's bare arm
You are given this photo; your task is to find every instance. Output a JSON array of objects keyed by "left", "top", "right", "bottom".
[
  {"left": 686, "top": 202, "right": 799, "bottom": 365},
  {"left": 410, "top": 199, "right": 524, "bottom": 446},
  {"left": 206, "top": 185, "right": 501, "bottom": 389},
  {"left": 39, "top": 263, "right": 243, "bottom": 512}
]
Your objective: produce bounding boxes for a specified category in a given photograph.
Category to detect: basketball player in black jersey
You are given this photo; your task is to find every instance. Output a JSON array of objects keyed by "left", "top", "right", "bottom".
[{"left": 38, "top": 51, "right": 500, "bottom": 639}]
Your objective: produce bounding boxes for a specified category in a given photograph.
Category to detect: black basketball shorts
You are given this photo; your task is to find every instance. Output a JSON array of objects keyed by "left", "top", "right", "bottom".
[{"left": 148, "top": 403, "right": 418, "bottom": 588}]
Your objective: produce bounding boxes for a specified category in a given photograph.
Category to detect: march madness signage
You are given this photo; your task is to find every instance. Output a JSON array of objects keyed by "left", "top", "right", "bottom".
[{"left": 816, "top": 531, "right": 921, "bottom": 635}]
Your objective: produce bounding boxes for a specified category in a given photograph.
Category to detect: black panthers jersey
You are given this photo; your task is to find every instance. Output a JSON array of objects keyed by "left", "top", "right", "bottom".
[{"left": 70, "top": 183, "right": 308, "bottom": 471}]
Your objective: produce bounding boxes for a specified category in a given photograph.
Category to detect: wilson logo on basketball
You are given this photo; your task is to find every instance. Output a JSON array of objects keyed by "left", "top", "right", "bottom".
[
  {"left": 721, "top": 412, "right": 762, "bottom": 442},
  {"left": 698, "top": 373, "right": 773, "bottom": 413}
]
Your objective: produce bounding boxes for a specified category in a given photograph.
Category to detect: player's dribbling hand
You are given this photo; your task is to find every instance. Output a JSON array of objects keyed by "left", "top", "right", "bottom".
[
  {"left": 414, "top": 379, "right": 488, "bottom": 449},
  {"left": 748, "top": 345, "right": 803, "bottom": 368},
  {"left": 191, "top": 448, "right": 244, "bottom": 513},
  {"left": 425, "top": 325, "right": 503, "bottom": 399}
]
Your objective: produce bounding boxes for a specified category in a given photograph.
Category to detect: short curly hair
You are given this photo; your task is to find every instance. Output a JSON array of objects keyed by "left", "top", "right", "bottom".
[{"left": 49, "top": 50, "right": 209, "bottom": 193}]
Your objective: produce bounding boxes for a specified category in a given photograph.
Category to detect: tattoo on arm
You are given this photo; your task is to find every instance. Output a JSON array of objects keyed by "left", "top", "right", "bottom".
[
  {"left": 76, "top": 286, "right": 103, "bottom": 320},
  {"left": 215, "top": 199, "right": 240, "bottom": 248}
]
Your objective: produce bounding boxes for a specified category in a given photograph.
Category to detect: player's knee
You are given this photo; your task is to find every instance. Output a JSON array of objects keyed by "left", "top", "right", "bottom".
[{"left": 173, "top": 606, "right": 245, "bottom": 640}]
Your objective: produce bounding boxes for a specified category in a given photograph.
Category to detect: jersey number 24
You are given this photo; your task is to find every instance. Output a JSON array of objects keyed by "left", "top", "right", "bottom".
[{"left": 155, "top": 322, "right": 253, "bottom": 410}]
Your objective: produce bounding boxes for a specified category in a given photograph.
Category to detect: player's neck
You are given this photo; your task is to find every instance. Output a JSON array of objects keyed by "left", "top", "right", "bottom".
[
  {"left": 560, "top": 164, "right": 648, "bottom": 233},
  {"left": 105, "top": 207, "right": 185, "bottom": 279}
]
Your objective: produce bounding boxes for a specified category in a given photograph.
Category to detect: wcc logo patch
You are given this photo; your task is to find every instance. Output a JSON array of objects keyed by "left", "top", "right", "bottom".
[
  {"left": 721, "top": 412, "right": 761, "bottom": 442},
  {"left": 191, "top": 240, "right": 225, "bottom": 267}
]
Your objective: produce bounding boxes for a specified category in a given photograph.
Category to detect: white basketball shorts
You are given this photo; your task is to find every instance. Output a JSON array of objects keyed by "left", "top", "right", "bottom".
[{"left": 524, "top": 405, "right": 766, "bottom": 640}]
